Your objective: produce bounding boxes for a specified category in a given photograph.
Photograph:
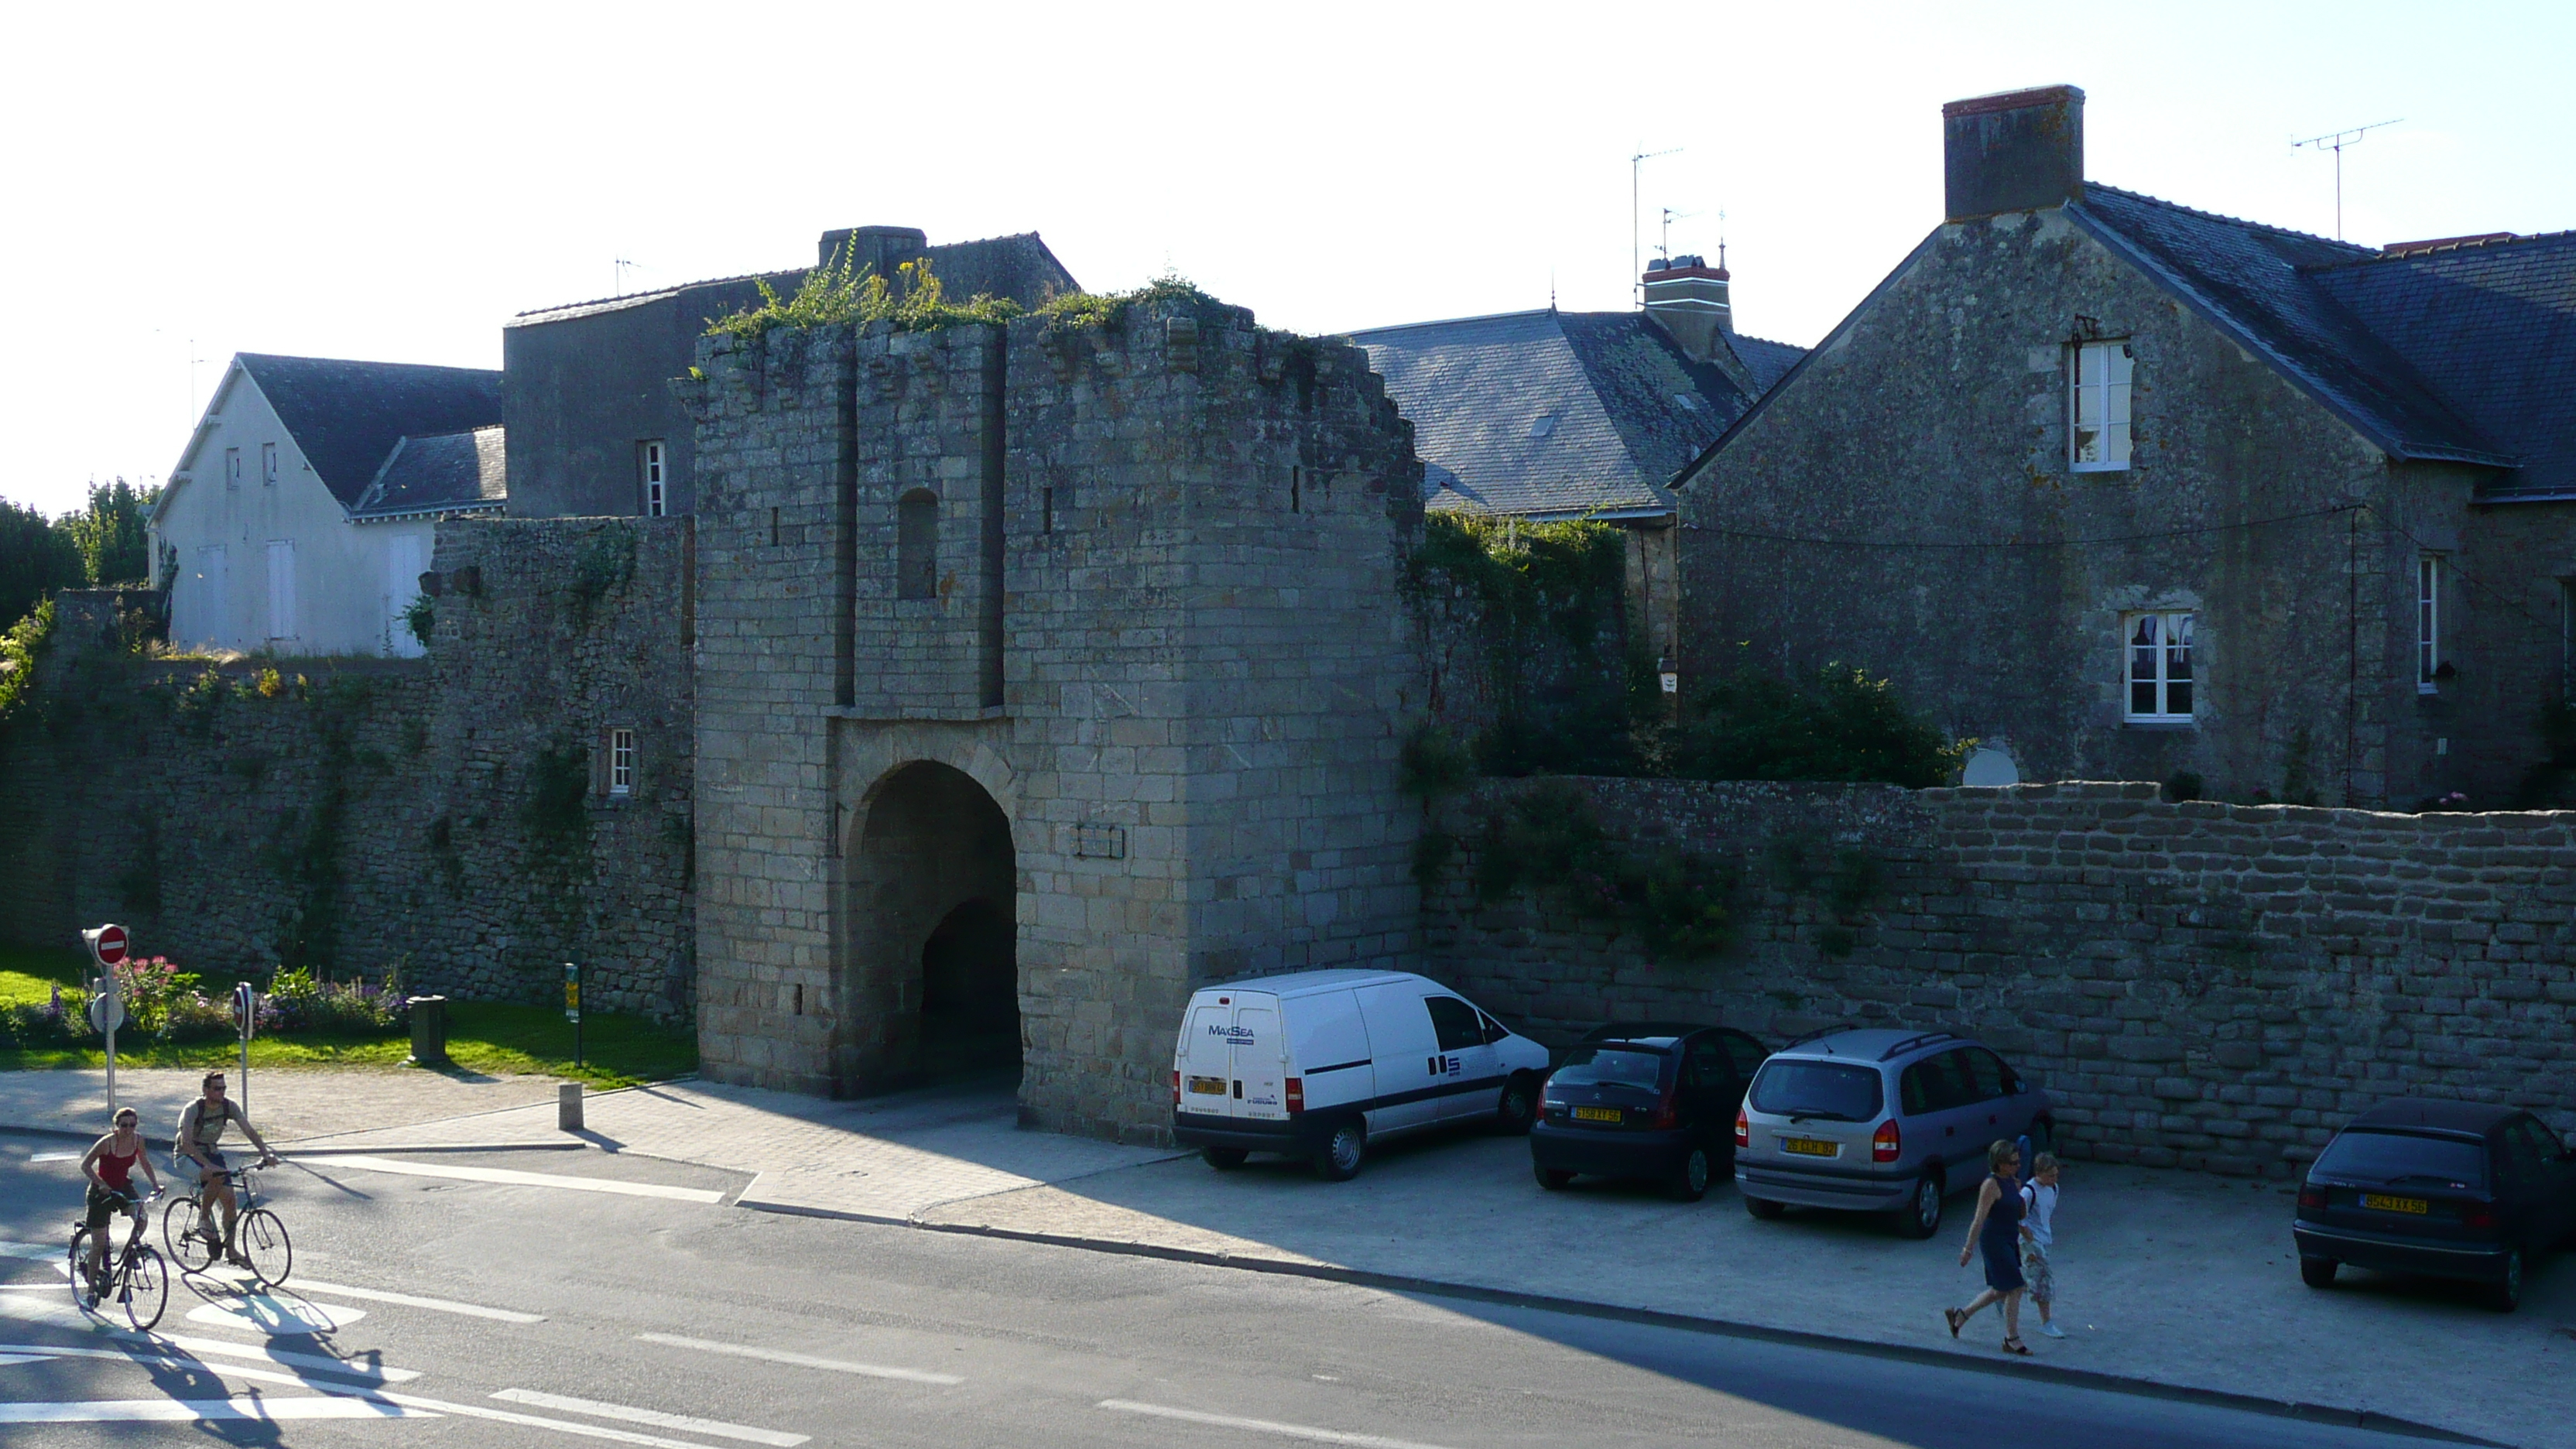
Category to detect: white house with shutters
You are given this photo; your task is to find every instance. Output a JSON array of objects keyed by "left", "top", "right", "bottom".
[{"left": 150, "top": 355, "right": 505, "bottom": 656}]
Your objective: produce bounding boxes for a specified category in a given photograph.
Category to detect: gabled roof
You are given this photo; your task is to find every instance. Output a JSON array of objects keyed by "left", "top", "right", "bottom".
[
  {"left": 351, "top": 426, "right": 507, "bottom": 522},
  {"left": 509, "top": 231, "right": 1081, "bottom": 328},
  {"left": 234, "top": 355, "right": 504, "bottom": 508},
  {"left": 1349, "top": 309, "right": 1800, "bottom": 519}
]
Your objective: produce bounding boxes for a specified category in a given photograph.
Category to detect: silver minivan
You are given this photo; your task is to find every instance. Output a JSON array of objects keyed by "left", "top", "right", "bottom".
[{"left": 1734, "top": 1029, "right": 2054, "bottom": 1238}]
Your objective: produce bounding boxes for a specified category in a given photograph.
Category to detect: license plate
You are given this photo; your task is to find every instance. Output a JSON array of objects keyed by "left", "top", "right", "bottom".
[
  {"left": 1571, "top": 1105, "right": 1620, "bottom": 1123},
  {"left": 1781, "top": 1137, "right": 1839, "bottom": 1157},
  {"left": 2362, "top": 1193, "right": 2429, "bottom": 1214},
  {"left": 1187, "top": 1076, "right": 1228, "bottom": 1095}
]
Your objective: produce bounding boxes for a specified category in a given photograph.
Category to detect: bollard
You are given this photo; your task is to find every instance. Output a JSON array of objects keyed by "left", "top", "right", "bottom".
[
  {"left": 407, "top": 995, "right": 450, "bottom": 1068},
  {"left": 558, "top": 1081, "right": 584, "bottom": 1132}
]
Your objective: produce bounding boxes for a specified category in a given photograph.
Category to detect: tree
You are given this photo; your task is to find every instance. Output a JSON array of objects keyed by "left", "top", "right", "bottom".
[
  {"left": 62, "top": 478, "right": 156, "bottom": 586},
  {"left": 0, "top": 496, "right": 82, "bottom": 628},
  {"left": 1664, "top": 653, "right": 1968, "bottom": 788}
]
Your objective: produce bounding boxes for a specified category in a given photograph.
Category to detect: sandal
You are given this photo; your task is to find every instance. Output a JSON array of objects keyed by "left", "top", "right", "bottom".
[
  {"left": 1944, "top": 1307, "right": 1966, "bottom": 1338},
  {"left": 2002, "top": 1337, "right": 2031, "bottom": 1356}
]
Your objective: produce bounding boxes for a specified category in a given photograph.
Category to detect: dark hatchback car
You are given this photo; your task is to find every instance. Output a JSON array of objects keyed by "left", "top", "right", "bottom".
[
  {"left": 1531, "top": 1024, "right": 1767, "bottom": 1201},
  {"left": 2294, "top": 1099, "right": 2576, "bottom": 1311}
]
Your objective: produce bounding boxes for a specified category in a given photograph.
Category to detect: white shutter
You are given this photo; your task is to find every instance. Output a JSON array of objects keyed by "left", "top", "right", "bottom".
[{"left": 265, "top": 540, "right": 296, "bottom": 641}]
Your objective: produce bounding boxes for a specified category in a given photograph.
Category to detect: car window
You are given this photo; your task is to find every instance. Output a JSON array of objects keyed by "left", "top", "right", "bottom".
[
  {"left": 1424, "top": 997, "right": 1483, "bottom": 1053},
  {"left": 1553, "top": 1046, "right": 1667, "bottom": 1089},
  {"left": 1909, "top": 1052, "right": 1973, "bottom": 1112},
  {"left": 2311, "top": 1129, "right": 2487, "bottom": 1190},
  {"left": 1899, "top": 1062, "right": 1935, "bottom": 1116},
  {"left": 2523, "top": 1117, "right": 2568, "bottom": 1161},
  {"left": 1749, "top": 1060, "right": 1884, "bottom": 1122},
  {"left": 1690, "top": 1038, "right": 1730, "bottom": 1087},
  {"left": 1961, "top": 1049, "right": 2010, "bottom": 1102},
  {"left": 2499, "top": 1121, "right": 2549, "bottom": 1184},
  {"left": 1478, "top": 1012, "right": 1509, "bottom": 1045},
  {"left": 1721, "top": 1031, "right": 1766, "bottom": 1081}
]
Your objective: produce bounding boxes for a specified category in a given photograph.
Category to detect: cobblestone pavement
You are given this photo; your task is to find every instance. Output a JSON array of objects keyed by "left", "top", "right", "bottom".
[{"left": 0, "top": 1065, "right": 566, "bottom": 1145}]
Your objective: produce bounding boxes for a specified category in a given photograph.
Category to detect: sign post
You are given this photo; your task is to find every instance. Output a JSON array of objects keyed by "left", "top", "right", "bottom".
[
  {"left": 81, "top": 925, "right": 130, "bottom": 1117},
  {"left": 233, "top": 982, "right": 258, "bottom": 1120},
  {"left": 563, "top": 961, "right": 583, "bottom": 1070}
]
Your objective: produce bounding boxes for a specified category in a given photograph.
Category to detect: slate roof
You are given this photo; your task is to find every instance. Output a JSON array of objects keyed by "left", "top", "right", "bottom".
[
  {"left": 350, "top": 426, "right": 508, "bottom": 522},
  {"left": 1349, "top": 310, "right": 1802, "bottom": 519},
  {"left": 234, "top": 355, "right": 504, "bottom": 508},
  {"left": 509, "top": 232, "right": 1080, "bottom": 327}
]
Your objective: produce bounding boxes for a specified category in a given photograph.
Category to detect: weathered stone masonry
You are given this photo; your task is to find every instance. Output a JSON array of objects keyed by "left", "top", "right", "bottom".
[{"left": 1426, "top": 776, "right": 2576, "bottom": 1174}]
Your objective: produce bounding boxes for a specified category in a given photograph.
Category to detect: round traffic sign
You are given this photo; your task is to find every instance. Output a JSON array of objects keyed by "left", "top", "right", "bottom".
[
  {"left": 87, "top": 991, "right": 125, "bottom": 1035},
  {"left": 89, "top": 923, "right": 128, "bottom": 967}
]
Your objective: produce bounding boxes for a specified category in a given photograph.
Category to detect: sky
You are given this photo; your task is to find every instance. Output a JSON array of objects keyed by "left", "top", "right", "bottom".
[{"left": 5, "top": 0, "right": 2572, "bottom": 518}]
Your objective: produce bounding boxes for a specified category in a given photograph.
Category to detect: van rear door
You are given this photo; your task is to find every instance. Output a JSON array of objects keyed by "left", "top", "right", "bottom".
[
  {"left": 1231, "top": 998, "right": 1287, "bottom": 1120},
  {"left": 1179, "top": 999, "right": 1238, "bottom": 1117}
]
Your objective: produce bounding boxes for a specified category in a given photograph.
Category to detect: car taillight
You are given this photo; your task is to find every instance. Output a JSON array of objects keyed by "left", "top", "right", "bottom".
[
  {"left": 1872, "top": 1119, "right": 1901, "bottom": 1163},
  {"left": 1734, "top": 1106, "right": 1749, "bottom": 1149},
  {"left": 2461, "top": 1204, "right": 2497, "bottom": 1232},
  {"left": 1651, "top": 1086, "right": 1680, "bottom": 1130},
  {"left": 1170, "top": 1070, "right": 1180, "bottom": 1107},
  {"left": 2297, "top": 1184, "right": 2326, "bottom": 1214},
  {"left": 1285, "top": 1077, "right": 1304, "bottom": 1115}
]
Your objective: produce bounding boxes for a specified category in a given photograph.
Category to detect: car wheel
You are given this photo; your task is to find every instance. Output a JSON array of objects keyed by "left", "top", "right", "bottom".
[
  {"left": 1670, "top": 1146, "right": 1712, "bottom": 1204},
  {"left": 1533, "top": 1163, "right": 1575, "bottom": 1190},
  {"left": 2298, "top": 1256, "right": 2338, "bottom": 1289},
  {"left": 2489, "top": 1248, "right": 2524, "bottom": 1313},
  {"left": 1495, "top": 1074, "right": 1539, "bottom": 1136},
  {"left": 1896, "top": 1171, "right": 1944, "bottom": 1239},
  {"left": 1201, "top": 1146, "right": 1249, "bottom": 1171},
  {"left": 1313, "top": 1118, "right": 1367, "bottom": 1182},
  {"left": 1744, "top": 1194, "right": 1786, "bottom": 1220}
]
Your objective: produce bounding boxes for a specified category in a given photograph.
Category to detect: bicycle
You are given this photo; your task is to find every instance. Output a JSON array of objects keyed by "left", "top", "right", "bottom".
[
  {"left": 70, "top": 1187, "right": 169, "bottom": 1331},
  {"left": 163, "top": 1161, "right": 293, "bottom": 1286}
]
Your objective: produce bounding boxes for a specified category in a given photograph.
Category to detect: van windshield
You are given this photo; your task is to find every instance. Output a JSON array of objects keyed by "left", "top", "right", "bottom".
[
  {"left": 1750, "top": 1060, "right": 1883, "bottom": 1122},
  {"left": 1552, "top": 1047, "right": 1667, "bottom": 1089}
]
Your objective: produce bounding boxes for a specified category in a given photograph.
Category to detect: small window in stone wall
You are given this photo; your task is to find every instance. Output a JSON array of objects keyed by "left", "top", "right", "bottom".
[
  {"left": 608, "top": 728, "right": 635, "bottom": 797},
  {"left": 2071, "top": 339, "right": 2133, "bottom": 471},
  {"left": 2418, "top": 555, "right": 2446, "bottom": 693},
  {"left": 641, "top": 440, "right": 667, "bottom": 518},
  {"left": 897, "top": 489, "right": 939, "bottom": 600},
  {"left": 2124, "top": 610, "right": 2194, "bottom": 722}
]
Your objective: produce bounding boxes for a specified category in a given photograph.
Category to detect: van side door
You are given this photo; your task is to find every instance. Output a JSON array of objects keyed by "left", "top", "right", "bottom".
[
  {"left": 1286, "top": 990, "right": 1375, "bottom": 1115},
  {"left": 1353, "top": 983, "right": 1441, "bottom": 1134},
  {"left": 1427, "top": 995, "right": 1498, "bottom": 1121}
]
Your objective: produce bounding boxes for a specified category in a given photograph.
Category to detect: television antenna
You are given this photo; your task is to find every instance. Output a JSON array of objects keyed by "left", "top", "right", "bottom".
[
  {"left": 1631, "top": 146, "right": 1682, "bottom": 307},
  {"left": 1657, "top": 207, "right": 1700, "bottom": 263},
  {"left": 615, "top": 258, "right": 646, "bottom": 296},
  {"left": 2293, "top": 118, "right": 2402, "bottom": 241}
]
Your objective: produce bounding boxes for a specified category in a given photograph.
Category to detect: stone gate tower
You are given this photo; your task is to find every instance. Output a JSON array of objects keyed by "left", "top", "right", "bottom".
[{"left": 681, "top": 295, "right": 1429, "bottom": 1140}]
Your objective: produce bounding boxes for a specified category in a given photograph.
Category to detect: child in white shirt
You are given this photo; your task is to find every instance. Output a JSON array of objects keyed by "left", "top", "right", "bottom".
[{"left": 2020, "top": 1153, "right": 2064, "bottom": 1338}]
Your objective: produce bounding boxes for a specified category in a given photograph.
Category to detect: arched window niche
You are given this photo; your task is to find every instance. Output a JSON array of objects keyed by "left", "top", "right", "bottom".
[{"left": 896, "top": 488, "right": 939, "bottom": 600}]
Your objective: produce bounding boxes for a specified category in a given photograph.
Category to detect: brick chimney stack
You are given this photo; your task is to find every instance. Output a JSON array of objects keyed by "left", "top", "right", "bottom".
[
  {"left": 1642, "top": 253, "right": 1733, "bottom": 361},
  {"left": 1942, "top": 84, "right": 2084, "bottom": 221}
]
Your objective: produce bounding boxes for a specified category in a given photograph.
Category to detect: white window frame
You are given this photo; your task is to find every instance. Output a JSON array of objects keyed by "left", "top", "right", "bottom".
[
  {"left": 608, "top": 728, "right": 635, "bottom": 797},
  {"left": 224, "top": 447, "right": 242, "bottom": 491},
  {"left": 2123, "top": 610, "right": 2194, "bottom": 723},
  {"left": 2417, "top": 554, "right": 2444, "bottom": 693},
  {"left": 2071, "top": 339, "right": 2134, "bottom": 472},
  {"left": 261, "top": 441, "right": 279, "bottom": 486},
  {"left": 642, "top": 440, "right": 666, "bottom": 519}
]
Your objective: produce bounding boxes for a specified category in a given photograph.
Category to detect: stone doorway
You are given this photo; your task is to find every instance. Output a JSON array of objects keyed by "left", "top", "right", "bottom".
[{"left": 846, "top": 760, "right": 1019, "bottom": 1086}]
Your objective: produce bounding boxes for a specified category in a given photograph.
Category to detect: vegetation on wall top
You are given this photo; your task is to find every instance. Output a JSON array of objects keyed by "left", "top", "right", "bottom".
[
  {"left": 0, "top": 601, "right": 53, "bottom": 736},
  {"left": 1663, "top": 649, "right": 1968, "bottom": 789},
  {"left": 705, "top": 253, "right": 1024, "bottom": 341}
]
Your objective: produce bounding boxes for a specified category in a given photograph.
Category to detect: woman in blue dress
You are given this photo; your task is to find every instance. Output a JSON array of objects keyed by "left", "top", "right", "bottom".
[{"left": 1944, "top": 1139, "right": 2032, "bottom": 1355}]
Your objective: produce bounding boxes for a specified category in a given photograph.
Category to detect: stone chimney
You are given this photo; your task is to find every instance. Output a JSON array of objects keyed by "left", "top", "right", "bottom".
[
  {"left": 817, "top": 224, "right": 930, "bottom": 278},
  {"left": 1942, "top": 85, "right": 2084, "bottom": 221},
  {"left": 1642, "top": 253, "right": 1732, "bottom": 361}
]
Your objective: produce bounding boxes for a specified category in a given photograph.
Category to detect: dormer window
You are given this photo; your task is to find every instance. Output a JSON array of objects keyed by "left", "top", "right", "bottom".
[{"left": 2071, "top": 339, "right": 2133, "bottom": 471}]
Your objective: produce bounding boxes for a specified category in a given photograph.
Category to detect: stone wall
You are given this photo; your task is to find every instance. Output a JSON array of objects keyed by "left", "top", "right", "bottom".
[
  {"left": 0, "top": 521, "right": 695, "bottom": 1023},
  {"left": 1423, "top": 776, "right": 2576, "bottom": 1175}
]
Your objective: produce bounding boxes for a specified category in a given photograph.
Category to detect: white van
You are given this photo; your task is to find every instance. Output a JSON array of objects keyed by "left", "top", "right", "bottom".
[{"left": 1170, "top": 969, "right": 1550, "bottom": 1180}]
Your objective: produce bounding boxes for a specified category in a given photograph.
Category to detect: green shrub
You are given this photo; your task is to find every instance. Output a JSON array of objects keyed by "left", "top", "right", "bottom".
[
  {"left": 0, "top": 600, "right": 53, "bottom": 735},
  {"left": 402, "top": 594, "right": 435, "bottom": 648},
  {"left": 1467, "top": 780, "right": 1734, "bottom": 960},
  {"left": 1664, "top": 656, "right": 1965, "bottom": 788},
  {"left": 706, "top": 253, "right": 1023, "bottom": 341}
]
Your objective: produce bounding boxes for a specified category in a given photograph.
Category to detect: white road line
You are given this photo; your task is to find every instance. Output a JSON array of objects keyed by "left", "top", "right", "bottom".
[
  {"left": 27, "top": 1152, "right": 77, "bottom": 1163},
  {"left": 1097, "top": 1399, "right": 1460, "bottom": 1449},
  {"left": 294, "top": 1278, "right": 546, "bottom": 1323},
  {"left": 320, "top": 1155, "right": 724, "bottom": 1203},
  {"left": 494, "top": 1388, "right": 810, "bottom": 1447},
  {"left": 0, "top": 1299, "right": 420, "bottom": 1382},
  {"left": 0, "top": 1241, "right": 60, "bottom": 1261},
  {"left": 377, "top": 1390, "right": 757, "bottom": 1449},
  {"left": 0, "top": 1396, "right": 431, "bottom": 1423},
  {"left": 635, "top": 1331, "right": 964, "bottom": 1385},
  {"left": 187, "top": 1295, "right": 366, "bottom": 1335},
  {"left": 0, "top": 1351, "right": 56, "bottom": 1366},
  {"left": 0, "top": 1293, "right": 80, "bottom": 1324}
]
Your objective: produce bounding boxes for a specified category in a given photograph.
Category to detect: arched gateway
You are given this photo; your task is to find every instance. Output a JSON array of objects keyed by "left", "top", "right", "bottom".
[{"left": 844, "top": 761, "right": 1019, "bottom": 1084}]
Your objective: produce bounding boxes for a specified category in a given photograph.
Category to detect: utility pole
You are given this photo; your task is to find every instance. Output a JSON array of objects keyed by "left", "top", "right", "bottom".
[
  {"left": 1631, "top": 146, "right": 1681, "bottom": 307},
  {"left": 2293, "top": 119, "right": 2402, "bottom": 240}
]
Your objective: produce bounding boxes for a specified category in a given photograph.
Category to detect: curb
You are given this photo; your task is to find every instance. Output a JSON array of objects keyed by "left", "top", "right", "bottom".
[
  {"left": 4, "top": 1122, "right": 587, "bottom": 1158},
  {"left": 733, "top": 1197, "right": 2507, "bottom": 1448}
]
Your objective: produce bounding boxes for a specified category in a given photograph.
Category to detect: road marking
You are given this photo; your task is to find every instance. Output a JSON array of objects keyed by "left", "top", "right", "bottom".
[
  {"left": 636, "top": 1331, "right": 964, "bottom": 1385},
  {"left": 294, "top": 1278, "right": 545, "bottom": 1323},
  {"left": 187, "top": 1293, "right": 366, "bottom": 1335},
  {"left": 1097, "top": 1399, "right": 1459, "bottom": 1449},
  {"left": 28, "top": 1153, "right": 77, "bottom": 1163},
  {"left": 494, "top": 1389, "right": 810, "bottom": 1446},
  {"left": 0, "top": 1298, "right": 416, "bottom": 1380},
  {"left": 321, "top": 1155, "right": 724, "bottom": 1203},
  {"left": 0, "top": 1351, "right": 56, "bottom": 1366},
  {"left": 0, "top": 1396, "right": 431, "bottom": 1423},
  {"left": 0, "top": 1241, "right": 60, "bottom": 1260}
]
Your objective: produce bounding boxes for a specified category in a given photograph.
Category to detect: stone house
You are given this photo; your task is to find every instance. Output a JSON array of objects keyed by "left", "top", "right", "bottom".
[
  {"left": 502, "top": 226, "right": 1077, "bottom": 520},
  {"left": 149, "top": 354, "right": 504, "bottom": 656},
  {"left": 1675, "top": 85, "right": 2576, "bottom": 807},
  {"left": 1349, "top": 270, "right": 1800, "bottom": 669}
]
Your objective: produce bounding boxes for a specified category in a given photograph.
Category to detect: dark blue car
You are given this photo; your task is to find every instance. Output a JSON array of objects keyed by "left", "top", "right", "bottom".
[
  {"left": 2295, "top": 1098, "right": 2576, "bottom": 1312},
  {"left": 1531, "top": 1024, "right": 1767, "bottom": 1202}
]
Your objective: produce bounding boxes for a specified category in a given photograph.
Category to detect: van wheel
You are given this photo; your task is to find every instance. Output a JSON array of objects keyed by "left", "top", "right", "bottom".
[
  {"left": 1314, "top": 1118, "right": 1367, "bottom": 1182},
  {"left": 1495, "top": 1074, "right": 1540, "bottom": 1136},
  {"left": 1534, "top": 1164, "right": 1574, "bottom": 1190},
  {"left": 1201, "top": 1147, "right": 1249, "bottom": 1171},
  {"left": 2489, "top": 1249, "right": 2524, "bottom": 1313},
  {"left": 2299, "top": 1257, "right": 2338, "bottom": 1289},
  {"left": 1744, "top": 1195, "right": 1786, "bottom": 1220},
  {"left": 1669, "top": 1146, "right": 1712, "bottom": 1204},
  {"left": 1895, "top": 1171, "right": 1944, "bottom": 1238}
]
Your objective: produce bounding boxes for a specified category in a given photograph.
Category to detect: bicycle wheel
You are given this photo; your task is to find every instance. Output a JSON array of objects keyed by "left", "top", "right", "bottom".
[
  {"left": 237, "top": 1208, "right": 292, "bottom": 1286},
  {"left": 67, "top": 1227, "right": 99, "bottom": 1313},
  {"left": 118, "top": 1245, "right": 168, "bottom": 1331},
  {"left": 162, "top": 1196, "right": 216, "bottom": 1273}
]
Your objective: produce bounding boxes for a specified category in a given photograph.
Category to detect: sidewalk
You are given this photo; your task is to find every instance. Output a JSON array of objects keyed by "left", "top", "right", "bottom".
[
  {"left": 9, "top": 1067, "right": 2564, "bottom": 1447},
  {"left": 0, "top": 1064, "right": 567, "bottom": 1144}
]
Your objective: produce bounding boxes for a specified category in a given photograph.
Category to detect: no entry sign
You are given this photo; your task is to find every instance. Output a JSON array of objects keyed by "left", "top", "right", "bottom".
[{"left": 84, "top": 923, "right": 128, "bottom": 968}]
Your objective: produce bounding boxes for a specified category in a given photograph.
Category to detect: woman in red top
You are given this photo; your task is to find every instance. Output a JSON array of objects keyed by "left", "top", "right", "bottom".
[{"left": 80, "top": 1107, "right": 159, "bottom": 1300}]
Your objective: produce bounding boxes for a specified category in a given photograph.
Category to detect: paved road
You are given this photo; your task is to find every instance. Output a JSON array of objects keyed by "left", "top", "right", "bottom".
[{"left": 0, "top": 1132, "right": 2465, "bottom": 1449}]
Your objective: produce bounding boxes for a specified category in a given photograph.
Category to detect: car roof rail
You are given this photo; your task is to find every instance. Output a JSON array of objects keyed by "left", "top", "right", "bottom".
[
  {"left": 1782, "top": 1023, "right": 1857, "bottom": 1050},
  {"left": 1878, "top": 1030, "right": 1965, "bottom": 1062}
]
